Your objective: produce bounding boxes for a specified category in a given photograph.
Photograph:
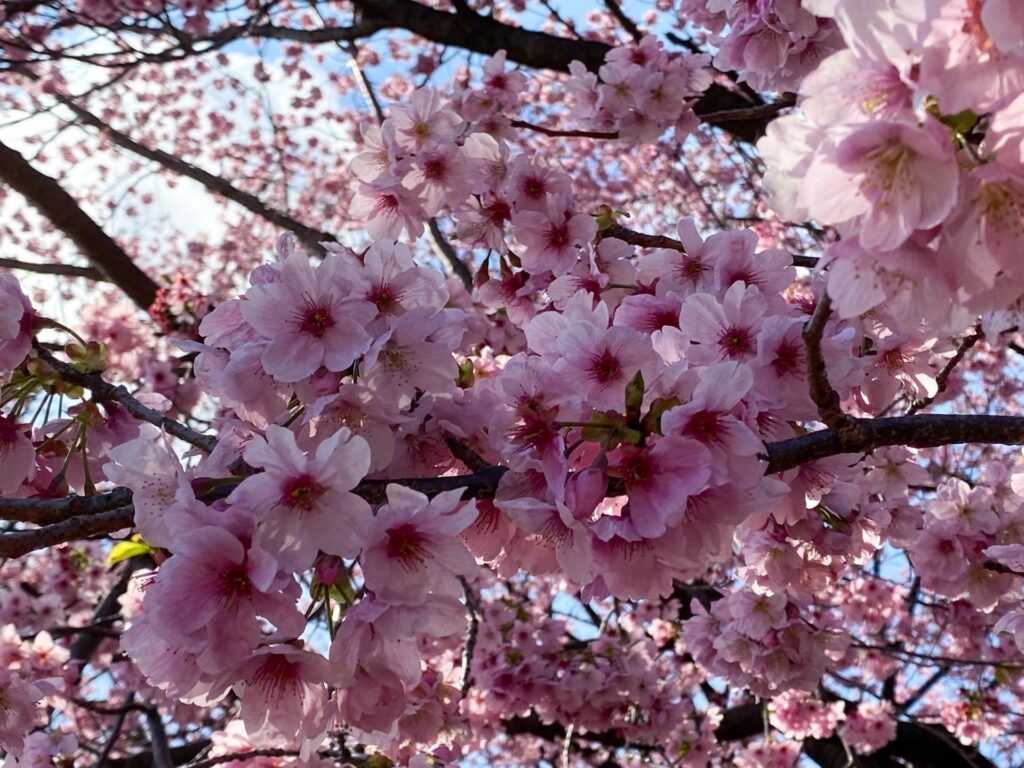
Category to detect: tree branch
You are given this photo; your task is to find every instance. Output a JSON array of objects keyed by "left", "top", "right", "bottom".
[
  {"left": 0, "top": 139, "right": 158, "bottom": 310},
  {"left": 34, "top": 344, "right": 217, "bottom": 453},
  {"left": 39, "top": 84, "right": 338, "bottom": 257},
  {"left": 0, "top": 506, "right": 133, "bottom": 558},
  {"left": 601, "top": 224, "right": 818, "bottom": 268},
  {"left": 762, "top": 414, "right": 1024, "bottom": 474},
  {"left": 0, "top": 256, "right": 105, "bottom": 281},
  {"left": 251, "top": 0, "right": 771, "bottom": 142},
  {"left": 0, "top": 487, "right": 133, "bottom": 525},
  {"left": 907, "top": 326, "right": 982, "bottom": 415},
  {"left": 803, "top": 294, "right": 849, "bottom": 429}
]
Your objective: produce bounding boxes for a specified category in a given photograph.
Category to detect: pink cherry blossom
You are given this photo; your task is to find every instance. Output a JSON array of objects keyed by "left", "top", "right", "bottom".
[
  {"left": 229, "top": 424, "right": 372, "bottom": 571},
  {"left": 360, "top": 485, "right": 477, "bottom": 605},
  {"left": 803, "top": 120, "right": 959, "bottom": 250},
  {"left": 241, "top": 251, "right": 376, "bottom": 382},
  {"left": 0, "top": 273, "right": 34, "bottom": 374}
]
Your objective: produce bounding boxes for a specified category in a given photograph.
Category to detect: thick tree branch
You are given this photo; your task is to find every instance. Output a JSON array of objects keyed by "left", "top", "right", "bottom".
[
  {"left": 0, "top": 506, "right": 133, "bottom": 558},
  {"left": 69, "top": 555, "right": 150, "bottom": 680},
  {"left": 251, "top": 0, "right": 771, "bottom": 142},
  {"left": 0, "top": 139, "right": 158, "bottom": 310},
  {"left": 763, "top": 414, "right": 1024, "bottom": 474},
  {"left": 0, "top": 487, "right": 133, "bottom": 525}
]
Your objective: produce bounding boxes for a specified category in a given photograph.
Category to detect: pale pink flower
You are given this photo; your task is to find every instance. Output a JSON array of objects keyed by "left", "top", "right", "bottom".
[
  {"left": 680, "top": 282, "right": 767, "bottom": 364},
  {"left": 612, "top": 436, "right": 712, "bottom": 538},
  {"left": 231, "top": 646, "right": 332, "bottom": 745},
  {"left": 230, "top": 425, "right": 372, "bottom": 571},
  {"left": 803, "top": 120, "right": 959, "bottom": 250},
  {"left": 149, "top": 526, "right": 305, "bottom": 659},
  {"left": 349, "top": 122, "right": 398, "bottom": 183},
  {"left": 350, "top": 177, "right": 427, "bottom": 239},
  {"left": 497, "top": 469, "right": 598, "bottom": 585},
  {"left": 361, "top": 307, "right": 464, "bottom": 408},
  {"left": 839, "top": 701, "right": 897, "bottom": 754},
  {"left": 103, "top": 424, "right": 194, "bottom": 548},
  {"left": 241, "top": 252, "right": 376, "bottom": 383},
  {"left": 661, "top": 361, "right": 764, "bottom": 484},
  {"left": 636, "top": 219, "right": 716, "bottom": 296},
  {"left": 480, "top": 49, "right": 528, "bottom": 105},
  {"left": 919, "top": 0, "right": 1024, "bottom": 112},
  {"left": 728, "top": 590, "right": 788, "bottom": 638},
  {"left": 825, "top": 239, "right": 955, "bottom": 325},
  {"left": 389, "top": 87, "right": 462, "bottom": 152},
  {"left": 0, "top": 417, "right": 33, "bottom": 495},
  {"left": 800, "top": 49, "right": 913, "bottom": 128},
  {"left": 941, "top": 164, "right": 1024, "bottom": 290},
  {"left": 994, "top": 609, "right": 1024, "bottom": 653},
  {"left": 359, "top": 241, "right": 447, "bottom": 318},
  {"left": 553, "top": 322, "right": 652, "bottom": 410},
  {"left": 403, "top": 141, "right": 473, "bottom": 216},
  {"left": 360, "top": 485, "right": 478, "bottom": 605},
  {"left": 0, "top": 669, "right": 43, "bottom": 756},
  {"left": 506, "top": 154, "right": 572, "bottom": 212},
  {"left": 909, "top": 526, "right": 967, "bottom": 581},
  {"left": 757, "top": 114, "right": 824, "bottom": 223},
  {"left": 512, "top": 194, "right": 597, "bottom": 276},
  {"left": 0, "top": 273, "right": 34, "bottom": 374}
]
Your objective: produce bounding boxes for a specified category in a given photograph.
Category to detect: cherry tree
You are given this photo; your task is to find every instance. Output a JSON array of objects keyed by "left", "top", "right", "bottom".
[{"left": 2, "top": 1, "right": 1024, "bottom": 766}]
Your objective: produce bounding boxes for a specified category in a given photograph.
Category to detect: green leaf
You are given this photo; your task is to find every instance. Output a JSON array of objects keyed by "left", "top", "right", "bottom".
[
  {"left": 107, "top": 538, "right": 152, "bottom": 565},
  {"left": 940, "top": 108, "right": 980, "bottom": 137},
  {"left": 624, "top": 370, "right": 644, "bottom": 420}
]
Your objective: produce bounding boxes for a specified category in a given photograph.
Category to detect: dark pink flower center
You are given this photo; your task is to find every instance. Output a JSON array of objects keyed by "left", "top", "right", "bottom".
[
  {"left": 281, "top": 473, "right": 325, "bottom": 511},
  {"left": 523, "top": 176, "right": 547, "bottom": 199},
  {"left": 686, "top": 410, "right": 722, "bottom": 443},
  {"left": 546, "top": 224, "right": 569, "bottom": 248},
  {"left": 589, "top": 349, "right": 622, "bottom": 383},
  {"left": 220, "top": 565, "right": 252, "bottom": 604},
  {"left": 250, "top": 653, "right": 300, "bottom": 695},
  {"left": 370, "top": 284, "right": 398, "bottom": 313},
  {"left": 620, "top": 451, "right": 654, "bottom": 488},
  {"left": 386, "top": 524, "right": 429, "bottom": 569},
  {"left": 424, "top": 158, "right": 446, "bottom": 180},
  {"left": 299, "top": 304, "right": 334, "bottom": 339},
  {"left": 718, "top": 326, "right": 753, "bottom": 358},
  {"left": 484, "top": 200, "right": 511, "bottom": 225},
  {"left": 772, "top": 341, "right": 802, "bottom": 376}
]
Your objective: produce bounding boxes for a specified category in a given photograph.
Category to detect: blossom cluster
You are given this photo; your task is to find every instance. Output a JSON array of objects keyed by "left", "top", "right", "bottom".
[
  {"left": 564, "top": 35, "right": 711, "bottom": 141},
  {"left": 679, "top": 0, "right": 843, "bottom": 92},
  {"left": 759, "top": 0, "right": 1024, "bottom": 333},
  {"left": 3, "top": 7, "right": 1024, "bottom": 765}
]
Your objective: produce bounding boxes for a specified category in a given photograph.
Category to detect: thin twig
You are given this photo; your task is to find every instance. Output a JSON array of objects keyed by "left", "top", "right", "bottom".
[
  {"left": 603, "top": 0, "right": 642, "bottom": 42},
  {"left": 698, "top": 97, "right": 796, "bottom": 125},
  {"left": 907, "top": 327, "right": 983, "bottom": 415},
  {"left": 142, "top": 705, "right": 173, "bottom": 768},
  {"left": 0, "top": 257, "right": 105, "bottom": 281},
  {"left": 802, "top": 294, "right": 849, "bottom": 429},
  {"left": 511, "top": 119, "right": 618, "bottom": 140},
  {"left": 34, "top": 344, "right": 216, "bottom": 453},
  {"left": 94, "top": 693, "right": 136, "bottom": 768},
  {"left": 185, "top": 748, "right": 299, "bottom": 768},
  {"left": 602, "top": 224, "right": 818, "bottom": 267},
  {"left": 459, "top": 576, "right": 480, "bottom": 698}
]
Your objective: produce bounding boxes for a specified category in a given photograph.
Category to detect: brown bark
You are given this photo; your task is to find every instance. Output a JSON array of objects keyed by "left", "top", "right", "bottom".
[{"left": 0, "top": 139, "right": 158, "bottom": 310}]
